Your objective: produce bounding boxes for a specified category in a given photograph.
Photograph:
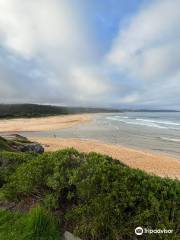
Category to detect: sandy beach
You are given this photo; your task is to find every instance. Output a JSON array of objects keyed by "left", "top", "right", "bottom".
[
  {"left": 0, "top": 114, "right": 179, "bottom": 179},
  {"left": 0, "top": 114, "right": 92, "bottom": 132},
  {"left": 31, "top": 137, "right": 180, "bottom": 180}
]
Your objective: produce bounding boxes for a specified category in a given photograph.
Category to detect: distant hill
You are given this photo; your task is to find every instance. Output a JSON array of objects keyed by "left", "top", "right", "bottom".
[
  {"left": 0, "top": 104, "right": 178, "bottom": 119},
  {"left": 0, "top": 104, "right": 121, "bottom": 119}
]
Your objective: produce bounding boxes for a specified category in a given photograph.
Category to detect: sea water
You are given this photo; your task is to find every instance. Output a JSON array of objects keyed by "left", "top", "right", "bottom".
[{"left": 24, "top": 112, "right": 180, "bottom": 157}]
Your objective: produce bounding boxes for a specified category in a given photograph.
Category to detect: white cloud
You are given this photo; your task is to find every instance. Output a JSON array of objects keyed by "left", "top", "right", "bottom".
[
  {"left": 0, "top": 0, "right": 180, "bottom": 108},
  {"left": 108, "top": 0, "right": 180, "bottom": 79},
  {"left": 107, "top": 0, "right": 180, "bottom": 108},
  {"left": 0, "top": 0, "right": 91, "bottom": 59},
  {"left": 0, "top": 0, "right": 110, "bottom": 105},
  {"left": 69, "top": 66, "right": 110, "bottom": 103}
]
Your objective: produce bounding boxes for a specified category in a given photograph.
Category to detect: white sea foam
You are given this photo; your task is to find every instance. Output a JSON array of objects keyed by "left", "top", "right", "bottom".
[
  {"left": 160, "top": 137, "right": 180, "bottom": 143},
  {"left": 106, "top": 116, "right": 180, "bottom": 129},
  {"left": 136, "top": 118, "right": 180, "bottom": 126}
]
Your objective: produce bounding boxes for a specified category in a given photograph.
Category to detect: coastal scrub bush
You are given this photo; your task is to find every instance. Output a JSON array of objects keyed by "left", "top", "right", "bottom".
[
  {"left": 1, "top": 153, "right": 54, "bottom": 200},
  {"left": 1, "top": 148, "right": 83, "bottom": 203},
  {"left": 65, "top": 152, "right": 180, "bottom": 240},
  {"left": 0, "top": 148, "right": 179, "bottom": 239},
  {"left": 46, "top": 148, "right": 83, "bottom": 207},
  {"left": 0, "top": 151, "right": 35, "bottom": 188},
  {"left": 0, "top": 208, "right": 25, "bottom": 240}
]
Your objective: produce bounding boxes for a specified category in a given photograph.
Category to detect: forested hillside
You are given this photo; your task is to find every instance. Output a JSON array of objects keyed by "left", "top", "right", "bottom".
[{"left": 0, "top": 104, "right": 120, "bottom": 119}]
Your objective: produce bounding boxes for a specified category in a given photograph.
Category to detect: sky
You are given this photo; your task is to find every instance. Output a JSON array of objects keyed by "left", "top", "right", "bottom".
[{"left": 0, "top": 0, "right": 180, "bottom": 109}]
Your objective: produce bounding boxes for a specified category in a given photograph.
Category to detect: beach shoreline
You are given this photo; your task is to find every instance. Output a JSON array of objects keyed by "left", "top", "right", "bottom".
[
  {"left": 0, "top": 114, "right": 93, "bottom": 133},
  {"left": 30, "top": 136, "right": 180, "bottom": 180},
  {"left": 0, "top": 113, "right": 180, "bottom": 179}
]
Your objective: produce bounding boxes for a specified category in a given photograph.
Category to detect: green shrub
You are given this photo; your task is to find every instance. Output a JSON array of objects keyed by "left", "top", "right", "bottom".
[
  {"left": 0, "top": 149, "right": 179, "bottom": 239},
  {"left": 65, "top": 152, "right": 180, "bottom": 240},
  {"left": 0, "top": 151, "right": 35, "bottom": 188},
  {"left": 46, "top": 148, "right": 83, "bottom": 205},
  {"left": 0, "top": 209, "right": 25, "bottom": 240},
  {"left": 1, "top": 153, "right": 54, "bottom": 200},
  {"left": 1, "top": 149, "right": 83, "bottom": 202}
]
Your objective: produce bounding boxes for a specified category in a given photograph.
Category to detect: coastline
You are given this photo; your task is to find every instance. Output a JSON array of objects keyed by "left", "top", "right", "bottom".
[
  {"left": 30, "top": 136, "right": 180, "bottom": 180},
  {"left": 0, "top": 114, "right": 93, "bottom": 132},
  {"left": 0, "top": 113, "right": 179, "bottom": 180}
]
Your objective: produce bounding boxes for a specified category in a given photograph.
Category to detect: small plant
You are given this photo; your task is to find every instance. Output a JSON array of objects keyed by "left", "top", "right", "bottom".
[
  {"left": 23, "top": 206, "right": 60, "bottom": 240},
  {"left": 0, "top": 206, "right": 61, "bottom": 240}
]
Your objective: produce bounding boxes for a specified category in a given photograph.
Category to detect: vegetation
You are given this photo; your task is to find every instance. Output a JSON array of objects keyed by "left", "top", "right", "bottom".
[
  {"left": 0, "top": 207, "right": 60, "bottom": 240},
  {"left": 0, "top": 137, "right": 14, "bottom": 152},
  {"left": 0, "top": 151, "right": 36, "bottom": 188},
  {"left": 0, "top": 147, "right": 179, "bottom": 239},
  {"left": 0, "top": 104, "right": 120, "bottom": 119}
]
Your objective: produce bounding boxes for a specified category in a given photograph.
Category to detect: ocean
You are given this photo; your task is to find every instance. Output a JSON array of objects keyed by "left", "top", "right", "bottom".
[{"left": 24, "top": 112, "right": 180, "bottom": 157}]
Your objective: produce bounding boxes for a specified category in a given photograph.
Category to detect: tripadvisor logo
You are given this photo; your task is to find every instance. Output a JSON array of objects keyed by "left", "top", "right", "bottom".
[
  {"left": 135, "top": 227, "right": 143, "bottom": 235},
  {"left": 135, "top": 226, "right": 173, "bottom": 235}
]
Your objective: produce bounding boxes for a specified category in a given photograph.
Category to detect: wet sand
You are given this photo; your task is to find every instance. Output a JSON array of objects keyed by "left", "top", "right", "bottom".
[
  {"left": 31, "top": 137, "right": 180, "bottom": 180},
  {"left": 0, "top": 114, "right": 92, "bottom": 132}
]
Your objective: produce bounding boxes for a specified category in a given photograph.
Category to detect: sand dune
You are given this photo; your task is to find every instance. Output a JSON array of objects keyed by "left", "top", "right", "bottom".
[{"left": 31, "top": 137, "right": 180, "bottom": 180}]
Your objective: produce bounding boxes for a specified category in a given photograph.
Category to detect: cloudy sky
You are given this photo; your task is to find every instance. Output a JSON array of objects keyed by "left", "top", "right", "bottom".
[{"left": 0, "top": 0, "right": 180, "bottom": 109}]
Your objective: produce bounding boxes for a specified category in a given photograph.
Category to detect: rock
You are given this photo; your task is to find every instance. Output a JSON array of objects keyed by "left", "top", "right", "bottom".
[
  {"left": 63, "top": 231, "right": 81, "bottom": 240},
  {"left": 20, "top": 143, "right": 44, "bottom": 154},
  {"left": 1, "top": 134, "right": 44, "bottom": 154}
]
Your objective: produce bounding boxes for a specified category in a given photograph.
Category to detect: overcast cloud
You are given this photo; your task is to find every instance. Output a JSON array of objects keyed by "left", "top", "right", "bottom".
[{"left": 0, "top": 0, "right": 180, "bottom": 109}]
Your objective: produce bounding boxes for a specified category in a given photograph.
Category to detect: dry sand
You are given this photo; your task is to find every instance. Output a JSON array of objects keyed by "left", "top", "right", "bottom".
[
  {"left": 0, "top": 114, "right": 92, "bottom": 132},
  {"left": 30, "top": 137, "right": 180, "bottom": 180}
]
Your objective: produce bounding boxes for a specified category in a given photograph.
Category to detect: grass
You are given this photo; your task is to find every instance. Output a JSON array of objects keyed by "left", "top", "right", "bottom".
[
  {"left": 0, "top": 137, "right": 14, "bottom": 151},
  {"left": 0, "top": 206, "right": 60, "bottom": 240}
]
